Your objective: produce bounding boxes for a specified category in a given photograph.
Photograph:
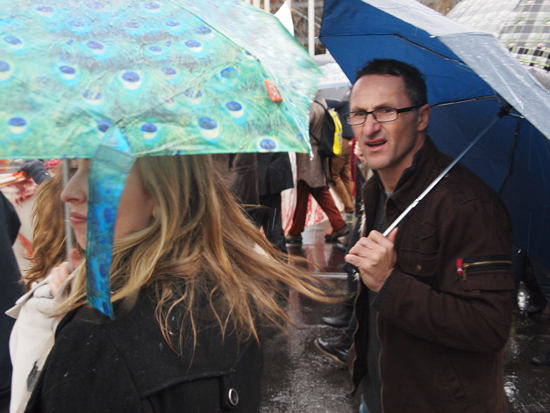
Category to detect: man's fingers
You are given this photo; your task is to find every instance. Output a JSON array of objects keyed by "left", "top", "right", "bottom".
[
  {"left": 386, "top": 227, "right": 398, "bottom": 244},
  {"left": 349, "top": 232, "right": 391, "bottom": 256},
  {"left": 345, "top": 252, "right": 360, "bottom": 267},
  {"left": 368, "top": 229, "right": 396, "bottom": 248},
  {"left": 348, "top": 235, "right": 376, "bottom": 254}
]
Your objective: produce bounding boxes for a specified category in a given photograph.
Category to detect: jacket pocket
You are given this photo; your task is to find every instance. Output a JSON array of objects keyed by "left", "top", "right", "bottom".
[
  {"left": 458, "top": 255, "right": 513, "bottom": 291},
  {"left": 399, "top": 248, "right": 438, "bottom": 277},
  {"left": 440, "top": 348, "right": 467, "bottom": 403},
  {"left": 397, "top": 219, "right": 438, "bottom": 278}
]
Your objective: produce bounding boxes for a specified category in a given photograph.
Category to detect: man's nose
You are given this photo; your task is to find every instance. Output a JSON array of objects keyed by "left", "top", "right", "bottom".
[{"left": 362, "top": 112, "right": 381, "bottom": 135}]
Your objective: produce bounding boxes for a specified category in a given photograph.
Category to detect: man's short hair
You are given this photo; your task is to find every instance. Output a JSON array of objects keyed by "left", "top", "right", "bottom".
[{"left": 354, "top": 59, "right": 428, "bottom": 107}]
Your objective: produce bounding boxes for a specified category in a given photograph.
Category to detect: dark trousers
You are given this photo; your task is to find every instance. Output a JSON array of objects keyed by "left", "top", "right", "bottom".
[{"left": 248, "top": 193, "right": 287, "bottom": 254}]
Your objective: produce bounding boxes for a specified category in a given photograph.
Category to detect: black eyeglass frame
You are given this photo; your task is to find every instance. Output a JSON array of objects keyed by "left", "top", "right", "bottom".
[{"left": 344, "top": 104, "right": 424, "bottom": 125}]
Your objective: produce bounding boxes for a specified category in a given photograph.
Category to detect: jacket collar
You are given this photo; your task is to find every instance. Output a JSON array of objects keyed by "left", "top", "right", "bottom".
[
  {"left": 372, "top": 141, "right": 426, "bottom": 195},
  {"left": 365, "top": 137, "right": 449, "bottom": 226},
  {"left": 389, "top": 136, "right": 448, "bottom": 215}
]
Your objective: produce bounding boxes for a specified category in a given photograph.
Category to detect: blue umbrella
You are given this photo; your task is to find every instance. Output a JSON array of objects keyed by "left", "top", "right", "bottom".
[{"left": 320, "top": 0, "right": 550, "bottom": 268}]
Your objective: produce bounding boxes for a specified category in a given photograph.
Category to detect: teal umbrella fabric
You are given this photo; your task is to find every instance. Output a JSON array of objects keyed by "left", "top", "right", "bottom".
[
  {"left": 0, "top": 0, "right": 321, "bottom": 317},
  {"left": 0, "top": 0, "right": 319, "bottom": 157}
]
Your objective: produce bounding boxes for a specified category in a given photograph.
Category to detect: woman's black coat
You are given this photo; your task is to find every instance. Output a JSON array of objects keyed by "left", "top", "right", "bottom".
[{"left": 25, "top": 288, "right": 262, "bottom": 412}]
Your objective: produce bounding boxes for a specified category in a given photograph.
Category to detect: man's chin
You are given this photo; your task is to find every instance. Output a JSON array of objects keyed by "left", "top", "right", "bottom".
[{"left": 363, "top": 154, "right": 389, "bottom": 172}]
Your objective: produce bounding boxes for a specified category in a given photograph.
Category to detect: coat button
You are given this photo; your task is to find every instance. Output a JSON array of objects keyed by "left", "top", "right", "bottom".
[
  {"left": 415, "top": 265, "right": 422, "bottom": 273},
  {"left": 228, "top": 388, "right": 239, "bottom": 406}
]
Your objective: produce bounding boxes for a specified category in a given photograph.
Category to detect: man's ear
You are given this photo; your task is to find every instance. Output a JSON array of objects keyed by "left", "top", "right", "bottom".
[{"left": 417, "top": 104, "right": 431, "bottom": 132}]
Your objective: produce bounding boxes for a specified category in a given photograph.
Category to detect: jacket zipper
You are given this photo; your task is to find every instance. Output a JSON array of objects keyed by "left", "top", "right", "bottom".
[
  {"left": 350, "top": 290, "right": 360, "bottom": 394},
  {"left": 351, "top": 208, "right": 368, "bottom": 395},
  {"left": 461, "top": 260, "right": 512, "bottom": 281}
]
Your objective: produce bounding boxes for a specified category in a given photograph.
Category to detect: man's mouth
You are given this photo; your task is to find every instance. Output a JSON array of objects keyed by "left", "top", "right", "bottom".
[{"left": 366, "top": 139, "right": 386, "bottom": 148}]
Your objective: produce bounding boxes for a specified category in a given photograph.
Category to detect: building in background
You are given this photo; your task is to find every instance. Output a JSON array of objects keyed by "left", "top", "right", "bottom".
[{"left": 257, "top": 0, "right": 463, "bottom": 54}]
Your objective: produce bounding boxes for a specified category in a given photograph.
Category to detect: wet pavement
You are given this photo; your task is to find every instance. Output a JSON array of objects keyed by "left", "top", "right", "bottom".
[
  {"left": 504, "top": 291, "right": 550, "bottom": 412},
  {"left": 260, "top": 219, "right": 550, "bottom": 412}
]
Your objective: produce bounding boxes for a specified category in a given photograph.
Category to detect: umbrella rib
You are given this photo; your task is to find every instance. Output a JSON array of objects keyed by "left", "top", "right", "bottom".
[
  {"left": 431, "top": 95, "right": 498, "bottom": 108},
  {"left": 323, "top": 33, "right": 472, "bottom": 71},
  {"left": 393, "top": 35, "right": 471, "bottom": 71},
  {"left": 383, "top": 111, "right": 507, "bottom": 237}
]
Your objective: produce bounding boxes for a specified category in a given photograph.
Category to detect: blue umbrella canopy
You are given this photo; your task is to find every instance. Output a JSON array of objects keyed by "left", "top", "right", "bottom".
[
  {"left": 320, "top": 0, "right": 550, "bottom": 269},
  {"left": 0, "top": 0, "right": 322, "bottom": 317}
]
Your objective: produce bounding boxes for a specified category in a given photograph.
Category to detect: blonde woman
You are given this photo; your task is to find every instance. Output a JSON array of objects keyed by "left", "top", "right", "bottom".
[
  {"left": 23, "top": 155, "right": 330, "bottom": 413},
  {"left": 8, "top": 170, "right": 84, "bottom": 413}
]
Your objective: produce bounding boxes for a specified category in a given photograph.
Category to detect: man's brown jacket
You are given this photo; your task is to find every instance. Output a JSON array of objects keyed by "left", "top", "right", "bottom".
[{"left": 351, "top": 137, "right": 514, "bottom": 412}]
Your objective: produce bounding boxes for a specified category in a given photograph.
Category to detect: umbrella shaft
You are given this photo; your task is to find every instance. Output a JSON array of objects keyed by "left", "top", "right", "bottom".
[
  {"left": 383, "top": 114, "right": 502, "bottom": 237},
  {"left": 63, "top": 159, "right": 74, "bottom": 271}
]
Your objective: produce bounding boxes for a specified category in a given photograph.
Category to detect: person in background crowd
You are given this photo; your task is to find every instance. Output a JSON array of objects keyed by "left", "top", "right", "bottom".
[
  {"left": 248, "top": 152, "right": 293, "bottom": 253},
  {"left": 0, "top": 191, "right": 22, "bottom": 407},
  {"left": 18, "top": 161, "right": 51, "bottom": 186},
  {"left": 314, "top": 142, "right": 371, "bottom": 368},
  {"left": 326, "top": 97, "right": 355, "bottom": 223},
  {"left": 285, "top": 95, "right": 348, "bottom": 245},
  {"left": 212, "top": 153, "right": 259, "bottom": 208}
]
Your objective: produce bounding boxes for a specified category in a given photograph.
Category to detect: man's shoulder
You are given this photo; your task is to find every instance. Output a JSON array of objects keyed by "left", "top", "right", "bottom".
[{"left": 432, "top": 153, "right": 509, "bottom": 219}]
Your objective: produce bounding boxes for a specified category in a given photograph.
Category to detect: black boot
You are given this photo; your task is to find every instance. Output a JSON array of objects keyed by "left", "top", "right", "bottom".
[
  {"left": 322, "top": 263, "right": 358, "bottom": 328},
  {"left": 314, "top": 334, "right": 351, "bottom": 369},
  {"left": 322, "top": 306, "right": 353, "bottom": 328},
  {"left": 532, "top": 347, "right": 550, "bottom": 366}
]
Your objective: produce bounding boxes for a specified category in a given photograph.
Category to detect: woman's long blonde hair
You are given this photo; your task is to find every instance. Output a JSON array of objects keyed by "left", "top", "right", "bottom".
[
  {"left": 22, "top": 168, "right": 83, "bottom": 290},
  {"left": 58, "top": 155, "right": 332, "bottom": 351}
]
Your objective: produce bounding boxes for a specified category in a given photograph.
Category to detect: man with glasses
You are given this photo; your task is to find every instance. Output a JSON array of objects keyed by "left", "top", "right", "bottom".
[{"left": 344, "top": 59, "right": 514, "bottom": 412}]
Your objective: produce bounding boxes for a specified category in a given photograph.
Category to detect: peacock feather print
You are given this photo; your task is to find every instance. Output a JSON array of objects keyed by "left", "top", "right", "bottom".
[
  {"left": 0, "top": 0, "right": 321, "bottom": 317},
  {"left": 0, "top": 0, "right": 321, "bottom": 159}
]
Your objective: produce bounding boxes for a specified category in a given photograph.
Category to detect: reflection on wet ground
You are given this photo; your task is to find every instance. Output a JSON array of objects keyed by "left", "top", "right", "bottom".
[
  {"left": 260, "top": 219, "right": 550, "bottom": 412},
  {"left": 261, "top": 220, "right": 360, "bottom": 412},
  {"left": 504, "top": 291, "right": 550, "bottom": 413}
]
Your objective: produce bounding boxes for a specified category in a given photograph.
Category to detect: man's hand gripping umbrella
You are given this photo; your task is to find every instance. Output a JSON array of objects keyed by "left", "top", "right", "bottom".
[{"left": 346, "top": 228, "right": 398, "bottom": 293}]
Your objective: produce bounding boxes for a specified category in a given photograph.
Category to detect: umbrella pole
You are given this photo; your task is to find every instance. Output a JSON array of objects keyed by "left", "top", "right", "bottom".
[
  {"left": 62, "top": 158, "right": 74, "bottom": 271},
  {"left": 383, "top": 112, "right": 505, "bottom": 237}
]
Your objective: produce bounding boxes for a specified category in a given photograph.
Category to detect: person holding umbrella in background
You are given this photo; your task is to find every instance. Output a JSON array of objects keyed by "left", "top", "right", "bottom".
[{"left": 345, "top": 59, "right": 514, "bottom": 413}]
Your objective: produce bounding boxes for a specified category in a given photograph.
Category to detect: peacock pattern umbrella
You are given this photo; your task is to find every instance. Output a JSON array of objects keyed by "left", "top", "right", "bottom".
[
  {"left": 0, "top": 0, "right": 320, "bottom": 159},
  {"left": 0, "top": 0, "right": 322, "bottom": 317}
]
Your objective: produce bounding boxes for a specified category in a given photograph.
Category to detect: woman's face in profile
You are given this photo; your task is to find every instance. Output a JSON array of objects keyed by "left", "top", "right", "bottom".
[{"left": 61, "top": 159, "right": 154, "bottom": 249}]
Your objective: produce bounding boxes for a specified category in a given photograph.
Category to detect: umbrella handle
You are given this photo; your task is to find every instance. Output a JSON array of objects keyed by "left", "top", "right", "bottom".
[
  {"left": 383, "top": 113, "right": 503, "bottom": 237},
  {"left": 62, "top": 159, "right": 74, "bottom": 272}
]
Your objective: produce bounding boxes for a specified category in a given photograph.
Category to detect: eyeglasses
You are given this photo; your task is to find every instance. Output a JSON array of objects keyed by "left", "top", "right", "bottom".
[{"left": 344, "top": 105, "right": 423, "bottom": 125}]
